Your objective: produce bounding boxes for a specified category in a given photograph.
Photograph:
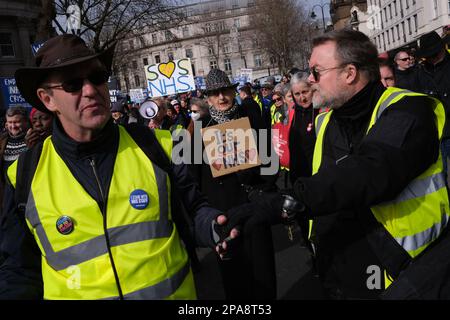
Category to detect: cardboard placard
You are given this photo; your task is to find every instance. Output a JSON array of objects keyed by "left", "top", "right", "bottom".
[{"left": 201, "top": 117, "right": 260, "bottom": 177}]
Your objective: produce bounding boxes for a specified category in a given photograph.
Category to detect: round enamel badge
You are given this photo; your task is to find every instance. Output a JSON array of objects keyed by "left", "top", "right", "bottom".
[
  {"left": 56, "top": 216, "right": 74, "bottom": 235},
  {"left": 129, "top": 189, "right": 149, "bottom": 210}
]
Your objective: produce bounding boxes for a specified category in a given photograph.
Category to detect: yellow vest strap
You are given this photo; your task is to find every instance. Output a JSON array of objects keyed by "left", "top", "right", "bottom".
[
  {"left": 111, "top": 262, "right": 190, "bottom": 300},
  {"left": 395, "top": 213, "right": 449, "bottom": 252},
  {"left": 381, "top": 172, "right": 446, "bottom": 205}
]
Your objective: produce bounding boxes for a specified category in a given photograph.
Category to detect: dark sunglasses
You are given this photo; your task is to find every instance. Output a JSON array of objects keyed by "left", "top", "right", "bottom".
[
  {"left": 43, "top": 70, "right": 110, "bottom": 93},
  {"left": 207, "top": 87, "right": 234, "bottom": 97},
  {"left": 273, "top": 97, "right": 283, "bottom": 102},
  {"left": 310, "top": 64, "right": 347, "bottom": 82},
  {"left": 397, "top": 57, "right": 411, "bottom": 62}
]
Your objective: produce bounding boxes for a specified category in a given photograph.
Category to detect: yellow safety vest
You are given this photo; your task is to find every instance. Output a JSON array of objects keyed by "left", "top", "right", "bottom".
[
  {"left": 7, "top": 126, "right": 196, "bottom": 300},
  {"left": 254, "top": 95, "right": 263, "bottom": 112},
  {"left": 312, "top": 87, "right": 449, "bottom": 259}
]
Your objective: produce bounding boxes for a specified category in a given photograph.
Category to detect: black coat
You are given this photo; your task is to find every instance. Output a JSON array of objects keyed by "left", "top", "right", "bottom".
[
  {"left": 0, "top": 118, "right": 220, "bottom": 299},
  {"left": 188, "top": 105, "right": 278, "bottom": 299},
  {"left": 289, "top": 104, "right": 318, "bottom": 183},
  {"left": 394, "top": 65, "right": 421, "bottom": 91},
  {"left": 294, "top": 82, "right": 440, "bottom": 299},
  {"left": 415, "top": 52, "right": 450, "bottom": 137}
]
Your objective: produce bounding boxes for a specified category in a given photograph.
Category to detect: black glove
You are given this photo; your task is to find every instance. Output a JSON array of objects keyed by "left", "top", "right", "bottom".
[{"left": 244, "top": 190, "right": 305, "bottom": 233}]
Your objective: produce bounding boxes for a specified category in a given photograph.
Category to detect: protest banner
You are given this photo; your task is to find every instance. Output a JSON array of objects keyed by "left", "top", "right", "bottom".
[
  {"left": 240, "top": 68, "right": 253, "bottom": 82},
  {"left": 0, "top": 77, "right": 32, "bottom": 108},
  {"left": 145, "top": 58, "right": 195, "bottom": 97},
  {"left": 201, "top": 117, "right": 260, "bottom": 178}
]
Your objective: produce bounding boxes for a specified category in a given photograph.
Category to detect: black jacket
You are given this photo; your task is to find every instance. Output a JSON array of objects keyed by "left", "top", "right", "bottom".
[
  {"left": 0, "top": 118, "right": 220, "bottom": 299},
  {"left": 294, "top": 82, "right": 440, "bottom": 299},
  {"left": 289, "top": 103, "right": 318, "bottom": 183},
  {"left": 415, "top": 52, "right": 450, "bottom": 137},
  {"left": 394, "top": 65, "right": 420, "bottom": 92}
]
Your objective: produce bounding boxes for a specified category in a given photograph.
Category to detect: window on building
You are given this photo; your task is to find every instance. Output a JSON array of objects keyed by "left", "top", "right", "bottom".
[
  {"left": 152, "top": 34, "right": 157, "bottom": 44},
  {"left": 155, "top": 55, "right": 161, "bottom": 64},
  {"left": 396, "top": 25, "right": 400, "bottom": 40},
  {"left": 433, "top": 0, "right": 438, "bottom": 19},
  {"left": 182, "top": 26, "right": 189, "bottom": 38},
  {"left": 382, "top": 33, "right": 386, "bottom": 51},
  {"left": 383, "top": 8, "right": 387, "bottom": 22},
  {"left": 216, "top": 21, "right": 225, "bottom": 31},
  {"left": 208, "top": 46, "right": 214, "bottom": 55},
  {"left": 185, "top": 48, "right": 193, "bottom": 58},
  {"left": 405, "top": 0, "right": 409, "bottom": 9},
  {"left": 223, "top": 44, "right": 230, "bottom": 54},
  {"left": 254, "top": 54, "right": 262, "bottom": 67},
  {"left": 125, "top": 77, "right": 130, "bottom": 91},
  {"left": 204, "top": 23, "right": 212, "bottom": 33},
  {"left": 191, "top": 63, "right": 196, "bottom": 76},
  {"left": 134, "top": 75, "right": 140, "bottom": 88},
  {"left": 232, "top": 0, "right": 239, "bottom": 9},
  {"left": 210, "top": 60, "right": 218, "bottom": 69},
  {"left": 448, "top": 0, "right": 450, "bottom": 13},
  {"left": 389, "top": 4, "right": 392, "bottom": 19},
  {"left": 0, "top": 33, "right": 14, "bottom": 57},
  {"left": 132, "top": 60, "right": 138, "bottom": 69},
  {"left": 129, "top": 40, "right": 134, "bottom": 50},
  {"left": 234, "top": 18, "right": 240, "bottom": 28},
  {"left": 387, "top": 29, "right": 390, "bottom": 44},
  {"left": 168, "top": 52, "right": 174, "bottom": 61},
  {"left": 224, "top": 58, "right": 232, "bottom": 71},
  {"left": 407, "top": 18, "right": 412, "bottom": 35},
  {"left": 413, "top": 14, "right": 418, "bottom": 33},
  {"left": 394, "top": 1, "right": 397, "bottom": 15},
  {"left": 143, "top": 57, "right": 148, "bottom": 66},
  {"left": 165, "top": 30, "right": 173, "bottom": 41}
]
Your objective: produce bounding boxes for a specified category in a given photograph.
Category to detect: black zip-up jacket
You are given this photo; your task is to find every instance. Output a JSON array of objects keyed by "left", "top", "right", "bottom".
[
  {"left": 0, "top": 118, "right": 220, "bottom": 299},
  {"left": 294, "top": 81, "right": 440, "bottom": 299}
]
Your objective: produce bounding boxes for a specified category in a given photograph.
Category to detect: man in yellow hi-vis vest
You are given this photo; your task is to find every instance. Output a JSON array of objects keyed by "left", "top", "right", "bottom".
[
  {"left": 224, "top": 29, "right": 450, "bottom": 299},
  {"left": 0, "top": 35, "right": 238, "bottom": 300}
]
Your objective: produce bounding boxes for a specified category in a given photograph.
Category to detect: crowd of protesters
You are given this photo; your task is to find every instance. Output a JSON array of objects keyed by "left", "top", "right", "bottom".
[{"left": 0, "top": 27, "right": 449, "bottom": 300}]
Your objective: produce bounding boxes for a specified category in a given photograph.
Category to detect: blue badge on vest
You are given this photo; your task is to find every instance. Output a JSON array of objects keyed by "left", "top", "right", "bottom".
[
  {"left": 56, "top": 216, "right": 74, "bottom": 235},
  {"left": 129, "top": 189, "right": 149, "bottom": 210}
]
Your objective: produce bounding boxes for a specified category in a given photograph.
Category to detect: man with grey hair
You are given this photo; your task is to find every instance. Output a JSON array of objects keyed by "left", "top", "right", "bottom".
[{"left": 224, "top": 29, "right": 450, "bottom": 299}]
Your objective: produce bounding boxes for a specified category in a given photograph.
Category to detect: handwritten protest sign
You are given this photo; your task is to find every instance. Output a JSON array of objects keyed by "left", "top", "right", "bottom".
[
  {"left": 144, "top": 58, "right": 195, "bottom": 97},
  {"left": 201, "top": 117, "right": 260, "bottom": 178}
]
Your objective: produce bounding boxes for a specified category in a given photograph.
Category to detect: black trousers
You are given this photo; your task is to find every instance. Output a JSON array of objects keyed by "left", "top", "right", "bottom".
[{"left": 217, "top": 224, "right": 276, "bottom": 299}]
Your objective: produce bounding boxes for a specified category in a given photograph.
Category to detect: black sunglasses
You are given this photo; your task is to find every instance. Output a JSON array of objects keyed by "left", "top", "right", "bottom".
[
  {"left": 397, "top": 57, "right": 411, "bottom": 62},
  {"left": 43, "top": 70, "right": 110, "bottom": 93},
  {"left": 273, "top": 97, "right": 283, "bottom": 102},
  {"left": 207, "top": 87, "right": 235, "bottom": 97},
  {"left": 310, "top": 64, "right": 347, "bottom": 82}
]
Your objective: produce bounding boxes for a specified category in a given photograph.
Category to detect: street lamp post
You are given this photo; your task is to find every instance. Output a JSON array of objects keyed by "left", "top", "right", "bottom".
[{"left": 311, "top": 3, "right": 331, "bottom": 32}]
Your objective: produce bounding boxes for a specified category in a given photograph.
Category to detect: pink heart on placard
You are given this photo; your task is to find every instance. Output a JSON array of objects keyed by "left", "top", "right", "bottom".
[
  {"left": 211, "top": 159, "right": 222, "bottom": 170},
  {"left": 245, "top": 148, "right": 257, "bottom": 162}
]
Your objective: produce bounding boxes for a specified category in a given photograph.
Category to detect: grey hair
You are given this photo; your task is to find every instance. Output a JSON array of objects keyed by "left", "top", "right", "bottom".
[
  {"left": 312, "top": 29, "right": 380, "bottom": 82},
  {"left": 281, "top": 83, "right": 291, "bottom": 96},
  {"left": 290, "top": 72, "right": 311, "bottom": 87},
  {"left": 190, "top": 97, "right": 209, "bottom": 112}
]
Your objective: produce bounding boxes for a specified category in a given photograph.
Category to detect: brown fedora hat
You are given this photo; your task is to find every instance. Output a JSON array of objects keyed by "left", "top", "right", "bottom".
[{"left": 15, "top": 34, "right": 115, "bottom": 112}]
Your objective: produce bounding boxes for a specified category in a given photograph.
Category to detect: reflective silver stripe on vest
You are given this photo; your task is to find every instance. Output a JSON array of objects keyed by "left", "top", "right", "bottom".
[
  {"left": 26, "top": 162, "right": 172, "bottom": 271},
  {"left": 119, "top": 262, "right": 190, "bottom": 300},
  {"left": 315, "top": 113, "right": 328, "bottom": 136},
  {"left": 376, "top": 89, "right": 412, "bottom": 120},
  {"left": 381, "top": 172, "right": 446, "bottom": 205},
  {"left": 395, "top": 212, "right": 449, "bottom": 252}
]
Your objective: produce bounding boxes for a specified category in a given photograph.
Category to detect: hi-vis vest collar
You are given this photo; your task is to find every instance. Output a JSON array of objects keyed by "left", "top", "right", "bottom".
[
  {"left": 312, "top": 87, "right": 450, "bottom": 259},
  {"left": 8, "top": 127, "right": 196, "bottom": 300}
]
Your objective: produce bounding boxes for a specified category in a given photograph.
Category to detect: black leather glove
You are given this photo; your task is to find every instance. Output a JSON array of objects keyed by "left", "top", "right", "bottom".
[{"left": 245, "top": 190, "right": 305, "bottom": 233}]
